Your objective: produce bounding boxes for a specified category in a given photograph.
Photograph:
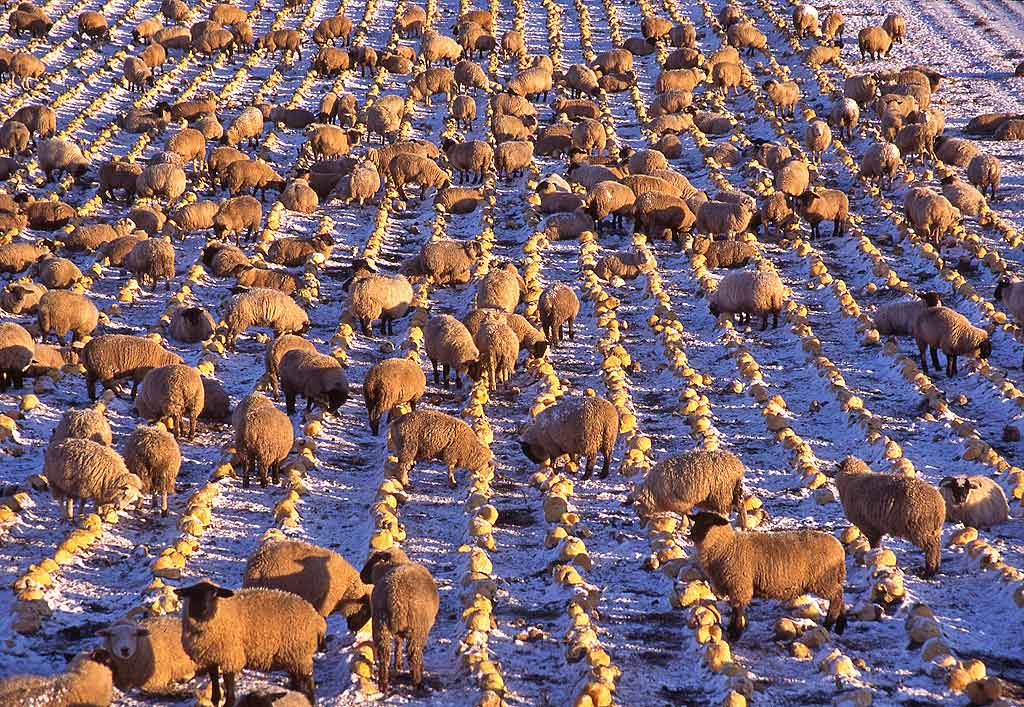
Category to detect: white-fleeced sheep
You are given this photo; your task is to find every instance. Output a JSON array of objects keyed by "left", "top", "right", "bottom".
[
  {"left": 520, "top": 395, "right": 619, "bottom": 479},
  {"left": 44, "top": 439, "right": 143, "bottom": 520},
  {"left": 938, "top": 475, "right": 1009, "bottom": 529}
]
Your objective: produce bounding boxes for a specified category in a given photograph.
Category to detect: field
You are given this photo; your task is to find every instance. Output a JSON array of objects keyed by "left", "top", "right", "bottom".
[{"left": 0, "top": 0, "right": 1023, "bottom": 701}]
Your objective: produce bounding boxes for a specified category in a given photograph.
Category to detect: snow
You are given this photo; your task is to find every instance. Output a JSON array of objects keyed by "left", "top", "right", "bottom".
[{"left": 0, "top": 0, "right": 1023, "bottom": 700}]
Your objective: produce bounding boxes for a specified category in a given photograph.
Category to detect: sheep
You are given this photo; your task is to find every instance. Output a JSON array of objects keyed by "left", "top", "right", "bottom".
[
  {"left": 408, "top": 67, "right": 456, "bottom": 106},
  {"left": 691, "top": 238, "right": 757, "bottom": 269},
  {"left": 563, "top": 63, "right": 600, "bottom": 98},
  {"left": 234, "top": 267, "right": 300, "bottom": 296},
  {"left": 806, "top": 44, "right": 841, "bottom": 67},
  {"left": 472, "top": 316, "right": 518, "bottom": 391},
  {"left": 214, "top": 195, "right": 263, "bottom": 242},
  {"left": 433, "top": 186, "right": 483, "bottom": 214},
  {"left": 163, "top": 200, "right": 217, "bottom": 240},
  {"left": 649, "top": 87, "right": 695, "bottom": 115},
  {"left": 279, "top": 179, "right": 318, "bottom": 215},
  {"left": 501, "top": 29, "right": 525, "bottom": 58},
  {"left": 965, "top": 112, "right": 1020, "bottom": 136},
  {"left": 255, "top": 29, "right": 303, "bottom": 60},
  {"left": 318, "top": 92, "right": 353, "bottom": 126},
  {"left": 0, "top": 321, "right": 34, "bottom": 391},
  {"left": 97, "top": 616, "right": 196, "bottom": 695},
  {"left": 449, "top": 95, "right": 476, "bottom": 130},
  {"left": 792, "top": 3, "right": 819, "bottom": 38},
  {"left": 932, "top": 136, "right": 977, "bottom": 169},
  {"left": 797, "top": 187, "right": 848, "bottom": 239},
  {"left": 420, "top": 313, "right": 482, "bottom": 390},
  {"left": 222, "top": 288, "right": 310, "bottom": 348},
  {"left": 539, "top": 190, "right": 584, "bottom": 214},
  {"left": 967, "top": 153, "right": 1001, "bottom": 200},
  {"left": 44, "top": 439, "right": 142, "bottom": 520},
  {"left": 688, "top": 512, "right": 847, "bottom": 640},
  {"left": 51, "top": 408, "right": 112, "bottom": 447},
  {"left": 858, "top": 26, "right": 892, "bottom": 61},
  {"left": 626, "top": 149, "right": 669, "bottom": 176},
  {"left": 542, "top": 209, "right": 596, "bottom": 240},
  {"left": 763, "top": 79, "right": 800, "bottom": 118},
  {"left": 99, "top": 160, "right": 144, "bottom": 201},
  {"left": 583, "top": 180, "right": 634, "bottom": 233},
  {"left": 539, "top": 282, "right": 580, "bottom": 346},
  {"left": 153, "top": 25, "right": 191, "bottom": 49},
  {"left": 136, "top": 163, "right": 186, "bottom": 204},
  {"left": 133, "top": 16, "right": 162, "bottom": 43},
  {"left": 348, "top": 44, "right": 377, "bottom": 75},
  {"left": 37, "top": 291, "right": 98, "bottom": 345},
  {"left": 101, "top": 234, "right": 149, "bottom": 267},
  {"left": 208, "top": 146, "right": 247, "bottom": 190},
  {"left": 388, "top": 153, "right": 451, "bottom": 201},
  {"left": 940, "top": 175, "right": 985, "bottom": 217},
  {"left": 125, "top": 237, "right": 175, "bottom": 290},
  {"left": 804, "top": 120, "right": 831, "bottom": 163},
  {"left": 633, "top": 192, "right": 695, "bottom": 241},
  {"left": 442, "top": 138, "right": 493, "bottom": 184},
  {"left": 828, "top": 97, "right": 859, "bottom": 141},
  {"left": 124, "top": 56, "right": 154, "bottom": 92},
  {"left": 759, "top": 191, "right": 794, "bottom": 238},
  {"left": 123, "top": 424, "right": 180, "bottom": 516},
  {"left": 174, "top": 580, "right": 324, "bottom": 707},
  {"left": 38, "top": 138, "right": 90, "bottom": 183},
  {"left": 34, "top": 256, "right": 81, "bottom": 289},
  {"left": 359, "top": 356, "right": 426, "bottom": 435},
  {"left": 135, "top": 364, "right": 204, "bottom": 439},
  {"left": 388, "top": 409, "right": 490, "bottom": 487},
  {"left": 305, "top": 124, "right": 359, "bottom": 160},
  {"left": 233, "top": 392, "right": 294, "bottom": 487},
  {"left": 358, "top": 550, "right": 439, "bottom": 695},
  {"left": 834, "top": 456, "right": 945, "bottom": 576},
  {"left": 203, "top": 242, "right": 249, "bottom": 278},
  {"left": 404, "top": 239, "right": 481, "bottom": 285},
  {"left": 169, "top": 306, "right": 215, "bottom": 344},
  {"left": 311, "top": 46, "right": 349, "bottom": 76},
  {"left": 506, "top": 65, "right": 553, "bottom": 101},
  {"left": 913, "top": 305, "right": 991, "bottom": 377},
  {"left": 243, "top": 540, "right": 370, "bottom": 629},
  {"left": 938, "top": 476, "right": 1009, "bottom": 529},
  {"left": 279, "top": 349, "right": 348, "bottom": 415},
  {"left": 259, "top": 336, "right": 317, "bottom": 404},
  {"left": 2, "top": 280, "right": 45, "bottom": 314},
  {"left": 695, "top": 200, "right": 754, "bottom": 239},
  {"left": 709, "top": 269, "right": 785, "bottom": 330},
  {"left": 727, "top": 22, "right": 768, "bottom": 54},
  {"left": 364, "top": 104, "right": 401, "bottom": 144},
  {"left": 334, "top": 161, "right": 381, "bottom": 206},
  {"left": 420, "top": 31, "right": 462, "bottom": 68},
  {"left": 520, "top": 395, "right": 619, "bottom": 479},
  {"left": 139, "top": 43, "right": 167, "bottom": 73},
  {"left": 346, "top": 270, "right": 413, "bottom": 335},
  {"left": 222, "top": 107, "right": 265, "bottom": 148},
  {"left": 22, "top": 198, "right": 76, "bottom": 231},
  {"left": 0, "top": 649, "right": 115, "bottom": 706},
  {"left": 81, "top": 335, "right": 183, "bottom": 401},
  {"left": 903, "top": 187, "right": 958, "bottom": 251},
  {"left": 12, "top": 104, "right": 55, "bottom": 144},
  {"left": 883, "top": 13, "right": 906, "bottom": 42},
  {"left": 454, "top": 59, "right": 489, "bottom": 94},
  {"left": 0, "top": 120, "right": 30, "bottom": 155},
  {"left": 591, "top": 251, "right": 651, "bottom": 281},
  {"left": 313, "top": 15, "right": 352, "bottom": 45},
  {"left": 465, "top": 309, "right": 548, "bottom": 359},
  {"left": 860, "top": 141, "right": 902, "bottom": 189},
  {"left": 872, "top": 291, "right": 942, "bottom": 337},
  {"left": 476, "top": 262, "right": 525, "bottom": 312}
]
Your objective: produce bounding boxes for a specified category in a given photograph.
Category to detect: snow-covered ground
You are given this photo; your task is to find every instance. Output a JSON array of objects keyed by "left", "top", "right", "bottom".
[{"left": 0, "top": 0, "right": 1023, "bottom": 702}]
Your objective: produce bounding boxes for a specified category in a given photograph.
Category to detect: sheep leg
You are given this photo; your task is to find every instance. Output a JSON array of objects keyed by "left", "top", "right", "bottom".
[
  {"left": 272, "top": 461, "right": 280, "bottom": 485},
  {"left": 947, "top": 353, "right": 957, "bottom": 378},
  {"left": 374, "top": 623, "right": 393, "bottom": 694},
  {"left": 63, "top": 497, "right": 74, "bottom": 520},
  {"left": 131, "top": 378, "right": 140, "bottom": 399},
  {"left": 430, "top": 358, "right": 440, "bottom": 383},
  {"left": 930, "top": 346, "right": 941, "bottom": 373},
  {"left": 726, "top": 602, "right": 748, "bottom": 641},
  {"left": 862, "top": 527, "right": 882, "bottom": 548},
  {"left": 568, "top": 317, "right": 576, "bottom": 339},
  {"left": 409, "top": 639, "right": 426, "bottom": 690},
  {"left": 394, "top": 636, "right": 405, "bottom": 671},
  {"left": 160, "top": 492, "right": 168, "bottom": 517},
  {"left": 259, "top": 462, "right": 269, "bottom": 488},
  {"left": 447, "top": 464, "right": 457, "bottom": 488},
  {"left": 86, "top": 373, "right": 98, "bottom": 400},
  {"left": 922, "top": 538, "right": 941, "bottom": 577},
  {"left": 600, "top": 446, "right": 611, "bottom": 478},
  {"left": 285, "top": 391, "right": 297, "bottom": 415},
  {"left": 917, "top": 341, "right": 929, "bottom": 374},
  {"left": 223, "top": 671, "right": 236, "bottom": 707},
  {"left": 824, "top": 590, "right": 847, "bottom": 634},
  {"left": 208, "top": 666, "right": 222, "bottom": 707},
  {"left": 760, "top": 313, "right": 768, "bottom": 331}
]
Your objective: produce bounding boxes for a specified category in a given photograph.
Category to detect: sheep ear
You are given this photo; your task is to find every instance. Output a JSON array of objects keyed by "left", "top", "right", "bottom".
[
  {"left": 215, "top": 586, "right": 234, "bottom": 598},
  {"left": 938, "top": 476, "right": 955, "bottom": 488}
]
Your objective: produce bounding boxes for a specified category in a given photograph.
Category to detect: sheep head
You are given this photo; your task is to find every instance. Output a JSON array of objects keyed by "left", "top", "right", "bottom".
[
  {"left": 360, "top": 547, "right": 410, "bottom": 584},
  {"left": 687, "top": 511, "right": 730, "bottom": 544},
  {"left": 175, "top": 579, "right": 234, "bottom": 621},
  {"left": 939, "top": 476, "right": 979, "bottom": 505},
  {"left": 97, "top": 620, "right": 151, "bottom": 660}
]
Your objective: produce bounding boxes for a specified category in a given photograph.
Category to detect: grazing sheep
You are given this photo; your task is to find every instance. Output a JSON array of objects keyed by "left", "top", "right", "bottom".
[
  {"left": 233, "top": 393, "right": 294, "bottom": 487},
  {"left": 442, "top": 138, "right": 493, "bottom": 184},
  {"left": 264, "top": 334, "right": 316, "bottom": 401},
  {"left": 37, "top": 291, "right": 99, "bottom": 345},
  {"left": 51, "top": 407, "right": 112, "bottom": 447},
  {"left": 0, "top": 321, "right": 35, "bottom": 391},
  {"left": 938, "top": 476, "right": 1009, "bottom": 529},
  {"left": 539, "top": 282, "right": 580, "bottom": 346},
  {"left": 124, "top": 56, "right": 154, "bottom": 92},
  {"left": 388, "top": 153, "right": 451, "bottom": 201},
  {"left": 506, "top": 66, "right": 553, "bottom": 101},
  {"left": 933, "top": 136, "right": 978, "bottom": 168},
  {"left": 234, "top": 267, "right": 300, "bottom": 296},
  {"left": 359, "top": 550, "right": 439, "bottom": 695},
  {"left": 243, "top": 539, "right": 370, "bottom": 629},
  {"left": 169, "top": 306, "right": 215, "bottom": 344},
  {"left": 709, "top": 269, "right": 785, "bottom": 330},
  {"left": 334, "top": 161, "right": 381, "bottom": 206},
  {"left": 97, "top": 617, "right": 196, "bottom": 695},
  {"left": 472, "top": 316, "right": 518, "bottom": 390},
  {"left": 449, "top": 95, "right": 476, "bottom": 130},
  {"left": 404, "top": 239, "right": 481, "bottom": 285},
  {"left": 0, "top": 242, "right": 50, "bottom": 275},
  {"left": 913, "top": 305, "right": 991, "bottom": 377},
  {"left": 313, "top": 15, "right": 352, "bottom": 45},
  {"left": 796, "top": 188, "right": 848, "bottom": 238},
  {"left": 305, "top": 125, "right": 360, "bottom": 160},
  {"left": 0, "top": 120, "right": 30, "bottom": 156},
  {"left": 279, "top": 179, "right": 318, "bottom": 214},
  {"left": 44, "top": 439, "right": 142, "bottom": 520},
  {"left": 433, "top": 186, "right": 484, "bottom": 214},
  {"left": 967, "top": 153, "right": 1001, "bottom": 200},
  {"left": 476, "top": 262, "right": 525, "bottom": 312},
  {"left": 346, "top": 270, "right": 413, "bottom": 335},
  {"left": 99, "top": 160, "right": 144, "bottom": 201},
  {"left": 940, "top": 175, "right": 985, "bottom": 217},
  {"left": 126, "top": 237, "right": 175, "bottom": 290},
  {"left": 279, "top": 349, "right": 349, "bottom": 415},
  {"left": 38, "top": 138, "right": 90, "bottom": 183},
  {"left": 363, "top": 357, "right": 426, "bottom": 435},
  {"left": 689, "top": 512, "right": 847, "bottom": 640},
  {"left": 834, "top": 456, "right": 945, "bottom": 575},
  {"left": 883, "top": 13, "right": 906, "bottom": 43},
  {"left": 135, "top": 364, "right": 204, "bottom": 439},
  {"left": 762, "top": 79, "right": 800, "bottom": 118},
  {"left": 214, "top": 196, "right": 263, "bottom": 241},
  {"left": 521, "top": 395, "right": 619, "bottom": 479},
  {"left": 584, "top": 180, "right": 635, "bottom": 232},
  {"left": 828, "top": 97, "right": 859, "bottom": 141},
  {"left": 124, "top": 424, "right": 180, "bottom": 516},
  {"left": 82, "top": 335, "right": 183, "bottom": 400},
  {"left": 634, "top": 192, "right": 695, "bottom": 241},
  {"left": 860, "top": 141, "right": 902, "bottom": 189},
  {"left": 633, "top": 449, "right": 745, "bottom": 522},
  {"left": 255, "top": 29, "right": 303, "bottom": 60},
  {"left": 806, "top": 44, "right": 841, "bottom": 67},
  {"left": 727, "top": 22, "right": 767, "bottom": 54},
  {"left": 691, "top": 238, "right": 756, "bottom": 269},
  {"left": 222, "top": 288, "right": 310, "bottom": 348},
  {"left": 164, "top": 201, "right": 218, "bottom": 240},
  {"left": 203, "top": 241, "right": 250, "bottom": 277},
  {"left": 872, "top": 291, "right": 941, "bottom": 337},
  {"left": 34, "top": 256, "right": 81, "bottom": 290},
  {"left": 695, "top": 200, "right": 754, "bottom": 239},
  {"left": 388, "top": 409, "right": 492, "bottom": 486},
  {"left": 136, "top": 163, "right": 186, "bottom": 204},
  {"left": 424, "top": 314, "right": 480, "bottom": 388},
  {"left": 858, "top": 26, "right": 892, "bottom": 61},
  {"left": 101, "top": 234, "right": 149, "bottom": 267},
  {"left": 0, "top": 649, "right": 115, "bottom": 707},
  {"left": 760, "top": 191, "right": 794, "bottom": 237},
  {"left": 174, "top": 581, "right": 324, "bottom": 707},
  {"left": 494, "top": 141, "right": 533, "bottom": 179},
  {"left": 903, "top": 187, "right": 958, "bottom": 251},
  {"left": 223, "top": 107, "right": 265, "bottom": 148},
  {"left": 592, "top": 251, "right": 651, "bottom": 281}
]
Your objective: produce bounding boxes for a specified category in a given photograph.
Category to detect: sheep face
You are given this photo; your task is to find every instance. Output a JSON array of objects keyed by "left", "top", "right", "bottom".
[
  {"left": 994, "top": 278, "right": 1013, "bottom": 301},
  {"left": 979, "top": 337, "right": 992, "bottom": 360},
  {"left": 939, "top": 476, "right": 979, "bottom": 506},
  {"left": 531, "top": 340, "right": 548, "bottom": 358},
  {"left": 520, "top": 439, "right": 546, "bottom": 465},
  {"left": 323, "top": 382, "right": 348, "bottom": 413},
  {"left": 341, "top": 597, "right": 371, "bottom": 631},
  {"left": 175, "top": 580, "right": 234, "bottom": 621},
  {"left": 116, "top": 475, "right": 144, "bottom": 510},
  {"left": 97, "top": 622, "right": 151, "bottom": 659},
  {"left": 919, "top": 291, "right": 941, "bottom": 307},
  {"left": 688, "top": 511, "right": 730, "bottom": 544}
]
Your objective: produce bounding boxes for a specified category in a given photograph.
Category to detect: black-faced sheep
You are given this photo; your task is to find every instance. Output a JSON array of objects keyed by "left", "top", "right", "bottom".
[
  {"left": 912, "top": 305, "right": 991, "bottom": 377},
  {"left": 938, "top": 475, "right": 1009, "bottom": 529},
  {"left": 278, "top": 349, "right": 349, "bottom": 415},
  {"left": 363, "top": 357, "right": 426, "bottom": 435}
]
